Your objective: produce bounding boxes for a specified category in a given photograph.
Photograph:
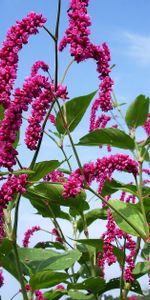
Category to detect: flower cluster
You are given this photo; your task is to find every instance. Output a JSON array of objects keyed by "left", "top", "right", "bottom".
[
  {"left": 60, "top": 0, "right": 114, "bottom": 127},
  {"left": 63, "top": 154, "right": 138, "bottom": 198},
  {"left": 0, "top": 71, "right": 48, "bottom": 169},
  {"left": 0, "top": 269, "right": 4, "bottom": 287},
  {"left": 59, "top": 0, "right": 91, "bottom": 62},
  {"left": 63, "top": 169, "right": 84, "bottom": 198},
  {"left": 0, "top": 12, "right": 46, "bottom": 108},
  {"left": 31, "top": 60, "right": 49, "bottom": 76},
  {"left": 44, "top": 170, "right": 65, "bottom": 183},
  {"left": 25, "top": 83, "right": 68, "bottom": 150},
  {"left": 51, "top": 228, "right": 63, "bottom": 243},
  {"left": 123, "top": 235, "right": 136, "bottom": 282},
  {"left": 0, "top": 174, "right": 27, "bottom": 240},
  {"left": 98, "top": 209, "right": 136, "bottom": 283},
  {"left": 22, "top": 225, "right": 41, "bottom": 248},
  {"left": 35, "top": 290, "right": 45, "bottom": 300},
  {"left": 90, "top": 113, "right": 111, "bottom": 132},
  {"left": 19, "top": 284, "right": 45, "bottom": 300},
  {"left": 49, "top": 114, "right": 56, "bottom": 125}
]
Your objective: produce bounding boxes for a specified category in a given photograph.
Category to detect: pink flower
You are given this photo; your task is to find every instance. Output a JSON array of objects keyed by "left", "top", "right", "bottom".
[
  {"left": 22, "top": 226, "right": 41, "bottom": 248},
  {"left": 0, "top": 269, "right": 4, "bottom": 287},
  {"left": 44, "top": 170, "right": 65, "bottom": 183},
  {"left": 35, "top": 290, "right": 45, "bottom": 300},
  {"left": 0, "top": 174, "right": 27, "bottom": 241},
  {"left": 0, "top": 12, "right": 46, "bottom": 108},
  {"left": 55, "top": 284, "right": 65, "bottom": 290},
  {"left": 59, "top": 0, "right": 91, "bottom": 62},
  {"left": 51, "top": 228, "right": 63, "bottom": 243},
  {"left": 49, "top": 114, "right": 56, "bottom": 125},
  {"left": 63, "top": 154, "right": 138, "bottom": 198},
  {"left": 25, "top": 82, "right": 68, "bottom": 150}
]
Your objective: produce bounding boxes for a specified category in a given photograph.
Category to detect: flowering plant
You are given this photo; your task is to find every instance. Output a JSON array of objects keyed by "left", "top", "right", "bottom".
[{"left": 0, "top": 1, "right": 149, "bottom": 300}]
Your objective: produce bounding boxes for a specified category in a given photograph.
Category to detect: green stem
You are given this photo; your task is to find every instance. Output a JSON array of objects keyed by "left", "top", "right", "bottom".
[
  {"left": 54, "top": 0, "right": 61, "bottom": 90},
  {"left": 43, "top": 25, "right": 56, "bottom": 41},
  {"left": 120, "top": 237, "right": 126, "bottom": 300},
  {"left": 86, "top": 186, "right": 146, "bottom": 241},
  {"left": 12, "top": 194, "right": 28, "bottom": 300},
  {"left": 16, "top": 157, "right": 23, "bottom": 169},
  {"left": 60, "top": 145, "right": 72, "bottom": 171},
  {"left": 60, "top": 59, "right": 74, "bottom": 84},
  {"left": 47, "top": 203, "right": 73, "bottom": 249}
]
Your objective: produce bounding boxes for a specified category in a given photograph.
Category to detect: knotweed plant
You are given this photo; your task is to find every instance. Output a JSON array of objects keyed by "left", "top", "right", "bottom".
[{"left": 0, "top": 1, "right": 149, "bottom": 300}]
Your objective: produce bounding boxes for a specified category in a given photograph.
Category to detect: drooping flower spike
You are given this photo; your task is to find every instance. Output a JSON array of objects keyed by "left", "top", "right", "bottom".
[{"left": 0, "top": 12, "right": 46, "bottom": 108}]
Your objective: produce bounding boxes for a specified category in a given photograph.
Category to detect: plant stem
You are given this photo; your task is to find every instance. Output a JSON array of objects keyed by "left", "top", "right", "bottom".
[
  {"left": 60, "top": 59, "right": 74, "bottom": 84},
  {"left": 16, "top": 157, "right": 23, "bottom": 169},
  {"left": 47, "top": 203, "right": 73, "bottom": 249},
  {"left": 120, "top": 237, "right": 126, "bottom": 300},
  {"left": 60, "top": 145, "right": 72, "bottom": 171},
  {"left": 43, "top": 25, "right": 56, "bottom": 41},
  {"left": 12, "top": 194, "right": 28, "bottom": 300},
  {"left": 54, "top": 0, "right": 61, "bottom": 91}
]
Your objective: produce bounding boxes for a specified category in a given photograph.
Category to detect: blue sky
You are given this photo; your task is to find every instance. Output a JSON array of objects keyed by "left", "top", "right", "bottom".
[{"left": 0, "top": 0, "right": 150, "bottom": 299}]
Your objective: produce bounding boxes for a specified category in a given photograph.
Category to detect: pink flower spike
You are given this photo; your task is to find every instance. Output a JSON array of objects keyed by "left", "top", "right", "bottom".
[{"left": 22, "top": 226, "right": 41, "bottom": 248}]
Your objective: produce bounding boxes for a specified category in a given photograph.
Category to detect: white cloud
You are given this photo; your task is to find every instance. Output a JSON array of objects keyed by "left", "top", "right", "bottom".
[{"left": 123, "top": 32, "right": 150, "bottom": 64}]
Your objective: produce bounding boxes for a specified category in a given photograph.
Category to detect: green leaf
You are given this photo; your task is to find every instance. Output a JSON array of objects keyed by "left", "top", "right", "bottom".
[
  {"left": 30, "top": 271, "right": 69, "bottom": 290},
  {"left": 113, "top": 247, "right": 125, "bottom": 266},
  {"left": 34, "top": 241, "right": 65, "bottom": 251},
  {"left": 97, "top": 277, "right": 143, "bottom": 295},
  {"left": 29, "top": 160, "right": 63, "bottom": 181},
  {"left": 32, "top": 249, "right": 81, "bottom": 272},
  {"left": 78, "top": 128, "right": 135, "bottom": 150},
  {"left": 13, "top": 130, "right": 20, "bottom": 149},
  {"left": 0, "top": 105, "right": 5, "bottom": 121},
  {"left": 19, "top": 248, "right": 81, "bottom": 273},
  {"left": 109, "top": 200, "right": 148, "bottom": 237},
  {"left": 77, "top": 208, "right": 107, "bottom": 232},
  {"left": 133, "top": 262, "right": 149, "bottom": 278},
  {"left": 56, "top": 91, "right": 97, "bottom": 134},
  {"left": 68, "top": 291, "right": 95, "bottom": 300},
  {"left": 77, "top": 239, "right": 103, "bottom": 251},
  {"left": 125, "top": 95, "right": 149, "bottom": 128},
  {"left": 141, "top": 243, "right": 150, "bottom": 260},
  {"left": 101, "top": 179, "right": 137, "bottom": 197},
  {"left": 68, "top": 277, "right": 105, "bottom": 293},
  {"left": 0, "top": 251, "right": 29, "bottom": 282},
  {"left": 25, "top": 183, "right": 89, "bottom": 214},
  {"left": 44, "top": 290, "right": 67, "bottom": 300},
  {"left": 18, "top": 248, "right": 58, "bottom": 264}
]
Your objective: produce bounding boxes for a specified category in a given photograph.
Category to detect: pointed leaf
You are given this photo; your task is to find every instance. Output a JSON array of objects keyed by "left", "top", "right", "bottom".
[
  {"left": 30, "top": 271, "right": 69, "bottom": 290},
  {"left": 78, "top": 128, "right": 135, "bottom": 150},
  {"left": 68, "top": 291, "right": 95, "bottom": 300},
  {"left": 109, "top": 200, "right": 148, "bottom": 237},
  {"left": 56, "top": 91, "right": 97, "bottom": 134},
  {"left": 77, "top": 208, "right": 107, "bottom": 232},
  {"left": 25, "top": 183, "right": 89, "bottom": 213},
  {"left": 68, "top": 277, "right": 105, "bottom": 293},
  {"left": 133, "top": 261, "right": 149, "bottom": 278},
  {"left": 29, "top": 160, "right": 63, "bottom": 181},
  {"left": 125, "top": 95, "right": 149, "bottom": 128}
]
